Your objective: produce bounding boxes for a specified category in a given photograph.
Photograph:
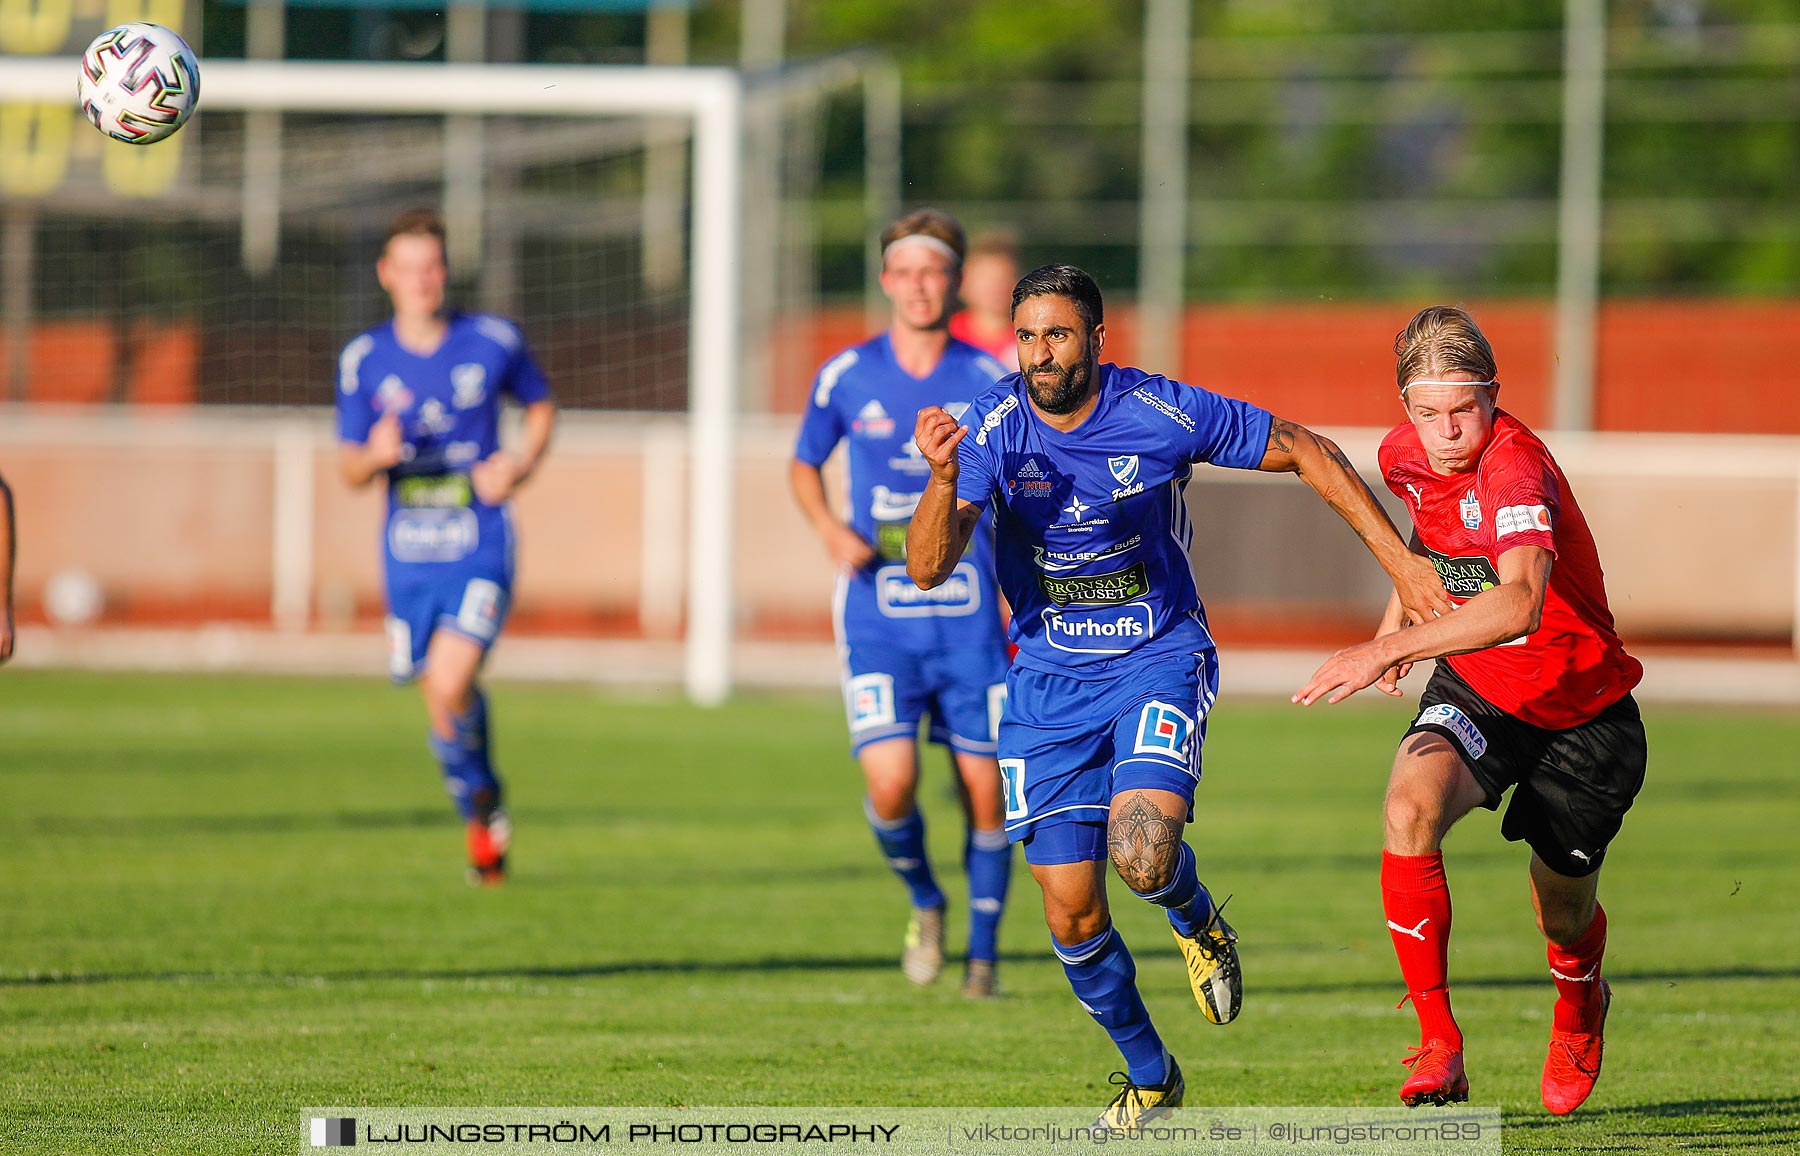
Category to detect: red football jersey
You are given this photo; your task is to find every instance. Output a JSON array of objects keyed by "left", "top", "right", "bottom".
[
  {"left": 1380, "top": 410, "right": 1642, "bottom": 729},
  {"left": 948, "top": 311, "right": 1018, "bottom": 367}
]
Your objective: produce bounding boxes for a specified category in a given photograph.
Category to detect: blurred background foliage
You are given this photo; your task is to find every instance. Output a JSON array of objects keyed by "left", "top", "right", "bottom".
[{"left": 204, "top": 0, "right": 1798, "bottom": 301}]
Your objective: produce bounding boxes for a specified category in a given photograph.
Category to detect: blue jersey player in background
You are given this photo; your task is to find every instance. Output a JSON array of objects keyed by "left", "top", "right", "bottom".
[
  {"left": 790, "top": 209, "right": 1015, "bottom": 999},
  {"left": 336, "top": 209, "right": 557, "bottom": 886},
  {"left": 908, "top": 265, "right": 1449, "bottom": 1124}
]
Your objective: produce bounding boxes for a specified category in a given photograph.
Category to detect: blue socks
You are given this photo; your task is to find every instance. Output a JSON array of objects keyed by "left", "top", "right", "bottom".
[
  {"left": 429, "top": 687, "right": 501, "bottom": 821},
  {"left": 964, "top": 827, "right": 1012, "bottom": 963},
  {"left": 1054, "top": 924, "right": 1168, "bottom": 1086},
  {"left": 865, "top": 799, "right": 946, "bottom": 911},
  {"left": 1131, "top": 841, "right": 1214, "bottom": 938}
]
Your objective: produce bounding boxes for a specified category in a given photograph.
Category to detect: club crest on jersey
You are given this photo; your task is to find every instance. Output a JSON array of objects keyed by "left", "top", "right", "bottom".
[
  {"left": 450, "top": 364, "right": 487, "bottom": 409},
  {"left": 852, "top": 400, "right": 895, "bottom": 438},
  {"left": 1108, "top": 455, "right": 1140, "bottom": 487},
  {"left": 1459, "top": 490, "right": 1482, "bottom": 530},
  {"left": 1134, "top": 700, "right": 1194, "bottom": 759}
]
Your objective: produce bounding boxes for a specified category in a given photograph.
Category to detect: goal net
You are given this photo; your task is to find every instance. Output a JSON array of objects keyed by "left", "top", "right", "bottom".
[{"left": 0, "top": 59, "right": 749, "bottom": 700}]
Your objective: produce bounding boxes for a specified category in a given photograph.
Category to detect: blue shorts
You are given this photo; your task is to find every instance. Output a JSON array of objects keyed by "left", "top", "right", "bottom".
[
  {"left": 841, "top": 641, "right": 1010, "bottom": 757},
  {"left": 384, "top": 563, "right": 512, "bottom": 683},
  {"left": 1000, "top": 649, "right": 1220, "bottom": 865}
]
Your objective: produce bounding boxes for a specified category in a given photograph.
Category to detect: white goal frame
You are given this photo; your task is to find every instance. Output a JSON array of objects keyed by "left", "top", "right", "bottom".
[{"left": 0, "top": 58, "right": 743, "bottom": 705}]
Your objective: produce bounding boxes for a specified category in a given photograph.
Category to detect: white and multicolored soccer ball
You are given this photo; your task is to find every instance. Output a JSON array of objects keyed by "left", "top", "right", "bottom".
[{"left": 76, "top": 23, "right": 201, "bottom": 145}]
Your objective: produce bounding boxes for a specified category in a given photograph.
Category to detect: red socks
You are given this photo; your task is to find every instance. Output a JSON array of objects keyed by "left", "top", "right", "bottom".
[
  {"left": 1548, "top": 904, "right": 1608, "bottom": 1032},
  {"left": 1382, "top": 850, "right": 1462, "bottom": 1049}
]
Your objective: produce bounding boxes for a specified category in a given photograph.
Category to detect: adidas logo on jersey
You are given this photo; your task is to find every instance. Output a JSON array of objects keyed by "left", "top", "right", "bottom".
[
  {"left": 1009, "top": 457, "right": 1054, "bottom": 496},
  {"left": 853, "top": 399, "right": 895, "bottom": 437}
]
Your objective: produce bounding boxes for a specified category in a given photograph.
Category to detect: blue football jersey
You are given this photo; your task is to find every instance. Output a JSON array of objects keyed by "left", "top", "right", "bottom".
[
  {"left": 794, "top": 333, "right": 1010, "bottom": 652},
  {"left": 954, "top": 363, "right": 1273, "bottom": 676},
  {"left": 335, "top": 312, "right": 551, "bottom": 572}
]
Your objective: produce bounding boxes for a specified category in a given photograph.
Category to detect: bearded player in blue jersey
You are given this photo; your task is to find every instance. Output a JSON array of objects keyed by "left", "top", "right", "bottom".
[
  {"left": 336, "top": 209, "right": 557, "bottom": 886},
  {"left": 909, "top": 265, "right": 1450, "bottom": 1125},
  {"left": 790, "top": 209, "right": 1015, "bottom": 999}
]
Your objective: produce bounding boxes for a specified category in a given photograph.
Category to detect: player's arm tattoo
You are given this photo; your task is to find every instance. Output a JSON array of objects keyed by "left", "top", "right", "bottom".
[
  {"left": 1318, "top": 437, "right": 1355, "bottom": 471},
  {"left": 1267, "top": 415, "right": 1353, "bottom": 470},
  {"left": 1108, "top": 792, "right": 1185, "bottom": 894},
  {"left": 1267, "top": 416, "right": 1298, "bottom": 455}
]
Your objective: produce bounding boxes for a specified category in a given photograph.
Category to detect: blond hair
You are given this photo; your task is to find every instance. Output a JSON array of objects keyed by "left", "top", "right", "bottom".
[
  {"left": 879, "top": 208, "right": 966, "bottom": 264},
  {"left": 1394, "top": 305, "right": 1497, "bottom": 391}
]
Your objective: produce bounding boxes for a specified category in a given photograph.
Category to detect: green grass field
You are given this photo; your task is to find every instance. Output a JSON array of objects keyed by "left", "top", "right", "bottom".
[{"left": 2, "top": 670, "right": 1796, "bottom": 1153}]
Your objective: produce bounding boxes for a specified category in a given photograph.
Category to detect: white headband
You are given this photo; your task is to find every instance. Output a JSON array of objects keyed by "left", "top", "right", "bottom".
[
  {"left": 882, "top": 233, "right": 962, "bottom": 267},
  {"left": 1402, "top": 378, "right": 1498, "bottom": 394}
]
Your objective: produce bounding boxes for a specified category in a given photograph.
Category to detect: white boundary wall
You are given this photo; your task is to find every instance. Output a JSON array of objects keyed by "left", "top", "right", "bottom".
[{"left": 1, "top": 407, "right": 1797, "bottom": 705}]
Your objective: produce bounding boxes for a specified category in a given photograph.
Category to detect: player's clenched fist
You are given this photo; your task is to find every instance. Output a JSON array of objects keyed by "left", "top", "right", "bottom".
[
  {"left": 913, "top": 406, "right": 967, "bottom": 483},
  {"left": 366, "top": 410, "right": 406, "bottom": 470}
]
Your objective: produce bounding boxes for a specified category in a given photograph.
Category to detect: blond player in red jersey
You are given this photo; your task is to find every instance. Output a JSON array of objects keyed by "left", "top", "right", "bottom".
[{"left": 1294, "top": 306, "right": 1646, "bottom": 1115}]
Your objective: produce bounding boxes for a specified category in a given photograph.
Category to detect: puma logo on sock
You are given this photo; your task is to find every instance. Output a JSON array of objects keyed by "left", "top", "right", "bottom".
[{"left": 1388, "top": 918, "right": 1430, "bottom": 941}]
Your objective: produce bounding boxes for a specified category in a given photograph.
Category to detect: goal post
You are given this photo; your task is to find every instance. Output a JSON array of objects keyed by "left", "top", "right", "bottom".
[{"left": 0, "top": 57, "right": 743, "bottom": 704}]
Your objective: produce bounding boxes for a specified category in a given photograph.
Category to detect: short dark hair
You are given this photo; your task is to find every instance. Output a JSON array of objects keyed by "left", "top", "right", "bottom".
[{"left": 1011, "top": 263, "right": 1104, "bottom": 330}]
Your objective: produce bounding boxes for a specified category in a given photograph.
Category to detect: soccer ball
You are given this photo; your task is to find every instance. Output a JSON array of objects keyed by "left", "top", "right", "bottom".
[{"left": 76, "top": 23, "right": 201, "bottom": 145}]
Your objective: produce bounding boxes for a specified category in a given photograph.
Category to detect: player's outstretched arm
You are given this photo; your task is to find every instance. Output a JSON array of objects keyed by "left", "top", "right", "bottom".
[
  {"left": 1295, "top": 545, "right": 1553, "bottom": 706},
  {"left": 0, "top": 471, "right": 14, "bottom": 663},
  {"left": 1258, "top": 416, "right": 1451, "bottom": 626},
  {"left": 907, "top": 406, "right": 981, "bottom": 590},
  {"left": 787, "top": 459, "right": 876, "bottom": 573}
]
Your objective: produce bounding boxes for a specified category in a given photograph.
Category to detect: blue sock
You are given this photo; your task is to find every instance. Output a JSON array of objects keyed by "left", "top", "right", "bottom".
[
  {"left": 865, "top": 798, "right": 946, "bottom": 910},
  {"left": 429, "top": 688, "right": 501, "bottom": 821},
  {"left": 1132, "top": 842, "right": 1214, "bottom": 937},
  {"left": 964, "top": 827, "right": 1012, "bottom": 963},
  {"left": 1055, "top": 925, "right": 1168, "bottom": 1086}
]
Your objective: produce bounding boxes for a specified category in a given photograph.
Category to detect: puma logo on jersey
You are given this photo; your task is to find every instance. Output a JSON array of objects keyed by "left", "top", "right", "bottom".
[
  {"left": 1388, "top": 917, "right": 1430, "bottom": 941},
  {"left": 1570, "top": 849, "right": 1592, "bottom": 863},
  {"left": 1549, "top": 963, "right": 1600, "bottom": 982},
  {"left": 1404, "top": 482, "right": 1423, "bottom": 509}
]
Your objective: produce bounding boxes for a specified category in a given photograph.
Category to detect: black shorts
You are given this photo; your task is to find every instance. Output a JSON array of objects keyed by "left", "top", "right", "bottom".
[{"left": 1405, "top": 661, "right": 1647, "bottom": 878}]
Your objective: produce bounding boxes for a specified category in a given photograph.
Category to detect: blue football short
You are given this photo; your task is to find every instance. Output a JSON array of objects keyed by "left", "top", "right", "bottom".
[
  {"left": 840, "top": 641, "right": 1011, "bottom": 757},
  {"left": 384, "top": 562, "right": 513, "bottom": 683},
  {"left": 1000, "top": 648, "right": 1220, "bottom": 865}
]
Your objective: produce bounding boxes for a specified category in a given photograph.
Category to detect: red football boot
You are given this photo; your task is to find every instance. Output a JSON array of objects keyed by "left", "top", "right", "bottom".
[
  {"left": 464, "top": 808, "right": 511, "bottom": 887},
  {"left": 1542, "top": 979, "right": 1611, "bottom": 1115},
  {"left": 1399, "top": 1039, "right": 1470, "bottom": 1107}
]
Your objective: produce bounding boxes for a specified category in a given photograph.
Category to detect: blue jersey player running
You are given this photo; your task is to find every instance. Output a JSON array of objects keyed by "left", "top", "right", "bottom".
[
  {"left": 336, "top": 209, "right": 557, "bottom": 886},
  {"left": 790, "top": 209, "right": 1015, "bottom": 999},
  {"left": 908, "top": 265, "right": 1449, "bottom": 1125}
]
